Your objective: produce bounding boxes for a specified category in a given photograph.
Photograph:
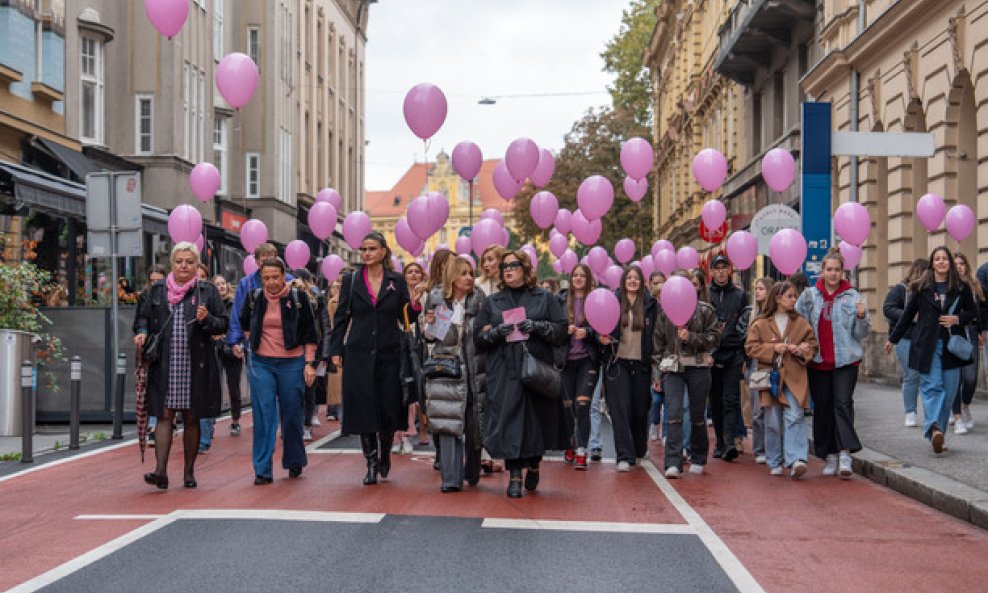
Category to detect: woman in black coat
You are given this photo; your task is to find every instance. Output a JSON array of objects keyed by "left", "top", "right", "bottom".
[
  {"left": 886, "top": 246, "right": 976, "bottom": 453},
  {"left": 133, "top": 243, "right": 227, "bottom": 489},
  {"left": 473, "top": 249, "right": 568, "bottom": 498},
  {"left": 599, "top": 265, "right": 657, "bottom": 472},
  {"left": 330, "top": 232, "right": 421, "bottom": 485}
]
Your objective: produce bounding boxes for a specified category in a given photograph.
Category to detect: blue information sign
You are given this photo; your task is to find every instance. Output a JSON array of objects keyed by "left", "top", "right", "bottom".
[{"left": 800, "top": 102, "right": 833, "bottom": 283}]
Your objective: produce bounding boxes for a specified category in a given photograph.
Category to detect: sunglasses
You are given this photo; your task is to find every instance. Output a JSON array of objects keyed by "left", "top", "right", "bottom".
[{"left": 500, "top": 261, "right": 522, "bottom": 271}]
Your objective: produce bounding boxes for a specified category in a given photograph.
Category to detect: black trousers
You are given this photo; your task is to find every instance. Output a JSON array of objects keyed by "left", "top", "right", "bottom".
[
  {"left": 808, "top": 365, "right": 863, "bottom": 459},
  {"left": 662, "top": 368, "right": 711, "bottom": 470},
  {"left": 604, "top": 359, "right": 651, "bottom": 464},
  {"left": 221, "top": 354, "right": 243, "bottom": 421},
  {"left": 953, "top": 346, "right": 979, "bottom": 412},
  {"left": 562, "top": 357, "right": 597, "bottom": 449},
  {"left": 709, "top": 355, "right": 743, "bottom": 449}
]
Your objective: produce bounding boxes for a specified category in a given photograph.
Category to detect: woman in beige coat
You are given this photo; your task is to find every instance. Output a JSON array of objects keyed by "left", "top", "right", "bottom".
[{"left": 745, "top": 281, "right": 818, "bottom": 479}]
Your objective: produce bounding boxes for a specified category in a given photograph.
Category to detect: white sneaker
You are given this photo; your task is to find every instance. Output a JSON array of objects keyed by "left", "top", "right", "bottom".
[
  {"left": 838, "top": 452, "right": 853, "bottom": 479},
  {"left": 391, "top": 441, "right": 402, "bottom": 454},
  {"left": 755, "top": 454, "right": 767, "bottom": 464},
  {"left": 822, "top": 454, "right": 838, "bottom": 476},
  {"left": 949, "top": 415, "right": 956, "bottom": 425},
  {"left": 616, "top": 461, "right": 632, "bottom": 472},
  {"left": 303, "top": 428, "right": 313, "bottom": 442},
  {"left": 688, "top": 464, "right": 704, "bottom": 475},
  {"left": 311, "top": 417, "right": 321, "bottom": 427},
  {"left": 954, "top": 421, "right": 969, "bottom": 435},
  {"left": 401, "top": 436, "right": 414, "bottom": 455},
  {"left": 791, "top": 461, "right": 807, "bottom": 479},
  {"left": 962, "top": 406, "right": 974, "bottom": 428},
  {"left": 649, "top": 425, "right": 660, "bottom": 442},
  {"left": 770, "top": 467, "right": 784, "bottom": 476},
  {"left": 664, "top": 466, "right": 680, "bottom": 479},
  {"left": 904, "top": 412, "right": 918, "bottom": 427}
]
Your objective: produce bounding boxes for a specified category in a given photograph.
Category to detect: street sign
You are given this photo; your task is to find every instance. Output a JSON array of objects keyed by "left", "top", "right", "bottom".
[
  {"left": 699, "top": 220, "right": 728, "bottom": 244},
  {"left": 750, "top": 204, "right": 801, "bottom": 255},
  {"left": 832, "top": 131, "right": 935, "bottom": 158},
  {"left": 801, "top": 102, "right": 832, "bottom": 282},
  {"left": 86, "top": 172, "right": 143, "bottom": 257}
]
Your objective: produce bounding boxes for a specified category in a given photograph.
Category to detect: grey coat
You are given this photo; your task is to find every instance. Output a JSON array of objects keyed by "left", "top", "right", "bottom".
[{"left": 423, "top": 288, "right": 486, "bottom": 440}]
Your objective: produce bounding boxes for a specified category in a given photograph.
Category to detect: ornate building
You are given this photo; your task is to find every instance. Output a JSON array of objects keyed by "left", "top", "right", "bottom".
[{"left": 365, "top": 151, "right": 513, "bottom": 262}]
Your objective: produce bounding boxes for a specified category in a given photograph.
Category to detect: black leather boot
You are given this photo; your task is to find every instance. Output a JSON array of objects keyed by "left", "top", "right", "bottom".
[
  {"left": 378, "top": 432, "right": 394, "bottom": 479},
  {"left": 507, "top": 468, "right": 523, "bottom": 498},
  {"left": 361, "top": 434, "right": 379, "bottom": 485},
  {"left": 524, "top": 463, "right": 540, "bottom": 492}
]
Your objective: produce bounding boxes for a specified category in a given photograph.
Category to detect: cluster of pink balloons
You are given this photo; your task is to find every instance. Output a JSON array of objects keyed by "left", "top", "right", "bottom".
[
  {"left": 916, "top": 193, "right": 975, "bottom": 242},
  {"left": 621, "top": 138, "right": 653, "bottom": 203}
]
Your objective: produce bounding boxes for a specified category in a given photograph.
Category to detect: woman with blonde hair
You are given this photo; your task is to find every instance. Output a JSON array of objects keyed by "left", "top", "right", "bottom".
[
  {"left": 477, "top": 245, "right": 506, "bottom": 297},
  {"left": 741, "top": 276, "right": 775, "bottom": 464}
]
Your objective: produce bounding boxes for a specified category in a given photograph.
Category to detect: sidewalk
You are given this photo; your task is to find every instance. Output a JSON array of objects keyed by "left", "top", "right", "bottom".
[
  {"left": 849, "top": 382, "right": 988, "bottom": 529},
  {"left": 0, "top": 423, "right": 136, "bottom": 466}
]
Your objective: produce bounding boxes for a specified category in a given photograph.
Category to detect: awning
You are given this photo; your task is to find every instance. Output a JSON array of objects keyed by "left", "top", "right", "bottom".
[
  {"left": 34, "top": 138, "right": 101, "bottom": 179},
  {"left": 0, "top": 160, "right": 86, "bottom": 216}
]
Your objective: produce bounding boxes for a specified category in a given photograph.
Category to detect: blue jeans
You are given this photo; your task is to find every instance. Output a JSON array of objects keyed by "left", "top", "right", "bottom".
[
  {"left": 919, "top": 341, "right": 961, "bottom": 440},
  {"left": 894, "top": 338, "right": 921, "bottom": 415},
  {"left": 589, "top": 373, "right": 604, "bottom": 450},
  {"left": 762, "top": 387, "right": 809, "bottom": 469},
  {"left": 199, "top": 418, "right": 215, "bottom": 450},
  {"left": 247, "top": 354, "right": 308, "bottom": 478},
  {"left": 649, "top": 388, "right": 664, "bottom": 427}
]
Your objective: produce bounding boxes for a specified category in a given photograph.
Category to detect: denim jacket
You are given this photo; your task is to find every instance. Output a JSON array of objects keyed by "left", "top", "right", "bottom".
[{"left": 795, "top": 285, "right": 871, "bottom": 368}]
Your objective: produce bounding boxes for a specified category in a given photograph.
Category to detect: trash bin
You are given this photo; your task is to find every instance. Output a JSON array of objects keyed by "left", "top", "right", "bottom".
[{"left": 0, "top": 329, "right": 35, "bottom": 437}]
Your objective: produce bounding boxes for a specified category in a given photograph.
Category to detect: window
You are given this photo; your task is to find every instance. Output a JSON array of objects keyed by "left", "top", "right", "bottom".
[
  {"left": 183, "top": 62, "right": 205, "bottom": 162},
  {"left": 279, "top": 127, "right": 292, "bottom": 203},
  {"left": 182, "top": 63, "right": 190, "bottom": 159},
  {"left": 248, "top": 26, "right": 260, "bottom": 68},
  {"left": 213, "top": 117, "right": 228, "bottom": 195},
  {"left": 135, "top": 94, "right": 153, "bottom": 154},
  {"left": 80, "top": 35, "right": 104, "bottom": 144},
  {"left": 246, "top": 152, "right": 260, "bottom": 198},
  {"left": 198, "top": 70, "right": 206, "bottom": 161},
  {"left": 213, "top": 0, "right": 224, "bottom": 61}
]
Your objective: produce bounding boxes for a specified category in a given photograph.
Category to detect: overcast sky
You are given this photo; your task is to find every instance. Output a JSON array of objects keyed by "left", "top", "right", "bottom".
[{"left": 363, "top": 0, "right": 628, "bottom": 191}]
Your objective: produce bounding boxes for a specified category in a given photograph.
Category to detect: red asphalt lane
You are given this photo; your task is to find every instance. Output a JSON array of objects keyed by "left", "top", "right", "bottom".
[{"left": 1, "top": 417, "right": 986, "bottom": 593}]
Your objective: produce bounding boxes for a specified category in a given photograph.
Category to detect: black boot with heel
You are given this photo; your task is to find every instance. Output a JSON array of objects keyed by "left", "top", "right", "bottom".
[
  {"left": 361, "top": 434, "right": 379, "bottom": 485},
  {"left": 378, "top": 432, "right": 394, "bottom": 479},
  {"left": 507, "top": 468, "right": 523, "bottom": 498}
]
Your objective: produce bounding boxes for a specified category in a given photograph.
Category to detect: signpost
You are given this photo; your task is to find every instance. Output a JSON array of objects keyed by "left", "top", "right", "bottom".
[{"left": 750, "top": 204, "right": 801, "bottom": 255}]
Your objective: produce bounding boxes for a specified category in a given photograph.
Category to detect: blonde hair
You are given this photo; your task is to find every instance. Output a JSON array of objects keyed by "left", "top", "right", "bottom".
[
  {"left": 170, "top": 241, "right": 200, "bottom": 263},
  {"left": 481, "top": 245, "right": 506, "bottom": 281},
  {"left": 442, "top": 256, "right": 475, "bottom": 300}
]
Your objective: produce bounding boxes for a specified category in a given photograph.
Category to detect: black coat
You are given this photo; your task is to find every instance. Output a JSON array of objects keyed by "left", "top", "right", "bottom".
[
  {"left": 472, "top": 286, "right": 568, "bottom": 460},
  {"left": 603, "top": 290, "right": 658, "bottom": 364},
  {"left": 888, "top": 282, "right": 976, "bottom": 373},
  {"left": 709, "top": 281, "right": 748, "bottom": 363},
  {"left": 134, "top": 281, "right": 228, "bottom": 418},
  {"left": 883, "top": 283, "right": 916, "bottom": 341},
  {"left": 329, "top": 267, "right": 418, "bottom": 434},
  {"left": 240, "top": 287, "right": 320, "bottom": 354}
]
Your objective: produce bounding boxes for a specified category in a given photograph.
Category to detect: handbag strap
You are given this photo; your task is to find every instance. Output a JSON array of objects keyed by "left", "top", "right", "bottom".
[
  {"left": 402, "top": 303, "right": 411, "bottom": 332},
  {"left": 949, "top": 295, "right": 960, "bottom": 315}
]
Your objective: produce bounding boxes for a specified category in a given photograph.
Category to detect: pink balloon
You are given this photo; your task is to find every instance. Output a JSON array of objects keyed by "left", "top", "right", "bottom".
[
  {"left": 436, "top": 243, "right": 450, "bottom": 253},
  {"left": 395, "top": 217, "right": 422, "bottom": 253},
  {"left": 614, "top": 238, "right": 636, "bottom": 264},
  {"left": 834, "top": 202, "right": 871, "bottom": 246},
  {"left": 403, "top": 83, "right": 447, "bottom": 140},
  {"left": 676, "top": 246, "right": 699, "bottom": 271},
  {"left": 215, "top": 52, "right": 259, "bottom": 110},
  {"left": 769, "top": 229, "right": 807, "bottom": 275},
  {"left": 391, "top": 255, "right": 403, "bottom": 272},
  {"left": 580, "top": 255, "right": 590, "bottom": 267},
  {"left": 521, "top": 244, "right": 538, "bottom": 268},
  {"left": 916, "top": 193, "right": 946, "bottom": 232},
  {"left": 577, "top": 175, "right": 614, "bottom": 220},
  {"left": 240, "top": 219, "right": 268, "bottom": 252},
  {"left": 316, "top": 188, "right": 342, "bottom": 210},
  {"left": 243, "top": 255, "right": 258, "bottom": 276},
  {"left": 144, "top": 0, "right": 188, "bottom": 38},
  {"left": 654, "top": 249, "right": 677, "bottom": 276},
  {"left": 493, "top": 161, "right": 524, "bottom": 201},
  {"left": 624, "top": 177, "right": 648, "bottom": 202},
  {"left": 552, "top": 260, "right": 563, "bottom": 274},
  {"left": 470, "top": 219, "right": 502, "bottom": 257},
  {"left": 480, "top": 208, "right": 504, "bottom": 226},
  {"left": 726, "top": 231, "right": 757, "bottom": 271},
  {"left": 505, "top": 138, "right": 540, "bottom": 182},
  {"left": 762, "top": 148, "right": 796, "bottom": 192},
  {"left": 946, "top": 204, "right": 976, "bottom": 242},
  {"left": 451, "top": 142, "right": 483, "bottom": 181},
  {"left": 661, "top": 276, "right": 698, "bottom": 327},
  {"left": 462, "top": 255, "right": 476, "bottom": 270},
  {"left": 838, "top": 241, "right": 862, "bottom": 270},
  {"left": 427, "top": 192, "right": 450, "bottom": 234},
  {"left": 189, "top": 162, "right": 220, "bottom": 202},
  {"left": 605, "top": 265, "right": 624, "bottom": 290},
  {"left": 454, "top": 235, "right": 472, "bottom": 255},
  {"left": 194, "top": 235, "right": 204, "bottom": 252},
  {"left": 571, "top": 210, "right": 602, "bottom": 246},
  {"left": 530, "top": 149, "right": 555, "bottom": 188},
  {"left": 560, "top": 249, "right": 578, "bottom": 274},
  {"left": 587, "top": 246, "right": 609, "bottom": 276},
  {"left": 321, "top": 254, "right": 345, "bottom": 282},
  {"left": 621, "top": 137, "right": 654, "bottom": 181},
  {"left": 285, "top": 240, "right": 311, "bottom": 270},
  {"left": 692, "top": 148, "right": 728, "bottom": 192},
  {"left": 530, "top": 191, "right": 559, "bottom": 229},
  {"left": 342, "top": 211, "right": 372, "bottom": 250},
  {"left": 640, "top": 255, "right": 655, "bottom": 277},
  {"left": 554, "top": 209, "right": 573, "bottom": 234},
  {"left": 651, "top": 240, "right": 674, "bottom": 259},
  {"left": 308, "top": 201, "right": 337, "bottom": 240},
  {"left": 406, "top": 195, "right": 433, "bottom": 241},
  {"left": 585, "top": 288, "right": 621, "bottom": 335},
  {"left": 549, "top": 233, "right": 568, "bottom": 258},
  {"left": 701, "top": 200, "right": 727, "bottom": 231},
  {"left": 168, "top": 204, "right": 202, "bottom": 243}
]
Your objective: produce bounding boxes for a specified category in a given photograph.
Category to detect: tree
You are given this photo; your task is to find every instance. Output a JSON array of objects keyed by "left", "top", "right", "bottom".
[
  {"left": 600, "top": 0, "right": 661, "bottom": 128},
  {"left": 512, "top": 106, "right": 653, "bottom": 259}
]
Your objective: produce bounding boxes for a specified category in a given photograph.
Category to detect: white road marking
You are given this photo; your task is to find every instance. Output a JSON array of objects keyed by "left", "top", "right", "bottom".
[
  {"left": 306, "top": 429, "right": 341, "bottom": 452},
  {"left": 642, "top": 460, "right": 767, "bottom": 593},
  {"left": 482, "top": 517, "right": 695, "bottom": 534},
  {"left": 75, "top": 514, "right": 165, "bottom": 521}
]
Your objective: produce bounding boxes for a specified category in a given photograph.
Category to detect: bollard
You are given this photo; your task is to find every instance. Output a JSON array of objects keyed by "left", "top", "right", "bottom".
[
  {"left": 20, "top": 360, "right": 33, "bottom": 464},
  {"left": 69, "top": 356, "right": 82, "bottom": 450},
  {"left": 111, "top": 352, "right": 126, "bottom": 440}
]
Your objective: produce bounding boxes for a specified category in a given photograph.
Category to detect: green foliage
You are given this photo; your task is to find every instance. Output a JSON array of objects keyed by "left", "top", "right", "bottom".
[
  {"left": 92, "top": 432, "right": 107, "bottom": 442},
  {"left": 0, "top": 452, "right": 23, "bottom": 462},
  {"left": 0, "top": 262, "right": 66, "bottom": 390},
  {"left": 601, "top": 0, "right": 661, "bottom": 127}
]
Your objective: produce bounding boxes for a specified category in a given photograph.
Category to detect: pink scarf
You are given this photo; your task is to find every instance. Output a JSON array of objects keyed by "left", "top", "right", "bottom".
[{"left": 166, "top": 273, "right": 197, "bottom": 305}]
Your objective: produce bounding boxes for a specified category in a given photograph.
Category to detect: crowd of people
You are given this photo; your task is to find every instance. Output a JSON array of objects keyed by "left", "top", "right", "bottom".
[{"left": 130, "top": 234, "right": 987, "bottom": 494}]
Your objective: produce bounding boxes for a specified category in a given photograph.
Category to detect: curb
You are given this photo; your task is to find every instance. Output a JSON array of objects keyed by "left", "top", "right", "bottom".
[{"left": 852, "top": 447, "right": 988, "bottom": 530}]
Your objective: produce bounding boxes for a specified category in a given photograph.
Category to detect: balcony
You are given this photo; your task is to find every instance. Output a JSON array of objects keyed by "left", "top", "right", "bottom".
[{"left": 715, "top": 0, "right": 815, "bottom": 85}]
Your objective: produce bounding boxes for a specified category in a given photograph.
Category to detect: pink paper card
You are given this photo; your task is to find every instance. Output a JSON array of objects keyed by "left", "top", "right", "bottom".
[{"left": 502, "top": 306, "right": 528, "bottom": 342}]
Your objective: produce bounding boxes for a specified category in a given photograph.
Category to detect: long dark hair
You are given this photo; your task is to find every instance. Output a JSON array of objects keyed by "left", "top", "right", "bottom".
[
  {"left": 757, "top": 281, "right": 797, "bottom": 320},
  {"left": 566, "top": 264, "right": 597, "bottom": 324},
  {"left": 363, "top": 231, "right": 394, "bottom": 271},
  {"left": 619, "top": 266, "right": 645, "bottom": 331},
  {"left": 902, "top": 258, "right": 928, "bottom": 291},
  {"left": 912, "top": 246, "right": 963, "bottom": 295},
  {"left": 954, "top": 252, "right": 985, "bottom": 301}
]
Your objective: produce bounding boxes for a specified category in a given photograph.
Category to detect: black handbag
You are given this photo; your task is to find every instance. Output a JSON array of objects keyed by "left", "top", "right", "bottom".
[
  {"left": 519, "top": 342, "right": 561, "bottom": 400},
  {"left": 423, "top": 354, "right": 461, "bottom": 380},
  {"left": 142, "top": 308, "right": 175, "bottom": 364},
  {"left": 399, "top": 304, "right": 425, "bottom": 406}
]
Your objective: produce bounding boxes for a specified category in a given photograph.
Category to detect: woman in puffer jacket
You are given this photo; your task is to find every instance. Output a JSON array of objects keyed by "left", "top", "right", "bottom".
[{"left": 423, "top": 256, "right": 486, "bottom": 492}]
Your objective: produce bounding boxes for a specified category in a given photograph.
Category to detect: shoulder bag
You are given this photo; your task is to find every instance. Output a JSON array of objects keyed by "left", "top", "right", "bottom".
[
  {"left": 142, "top": 307, "right": 175, "bottom": 365},
  {"left": 947, "top": 297, "right": 974, "bottom": 361},
  {"left": 399, "top": 304, "right": 426, "bottom": 406},
  {"left": 520, "top": 341, "right": 562, "bottom": 400}
]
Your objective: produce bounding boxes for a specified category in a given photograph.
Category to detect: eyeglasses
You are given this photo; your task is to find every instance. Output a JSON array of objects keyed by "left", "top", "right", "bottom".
[{"left": 500, "top": 261, "right": 522, "bottom": 271}]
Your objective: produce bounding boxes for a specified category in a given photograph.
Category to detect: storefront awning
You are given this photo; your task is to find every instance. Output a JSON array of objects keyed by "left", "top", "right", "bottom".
[
  {"left": 0, "top": 160, "right": 86, "bottom": 216},
  {"left": 34, "top": 138, "right": 101, "bottom": 180}
]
